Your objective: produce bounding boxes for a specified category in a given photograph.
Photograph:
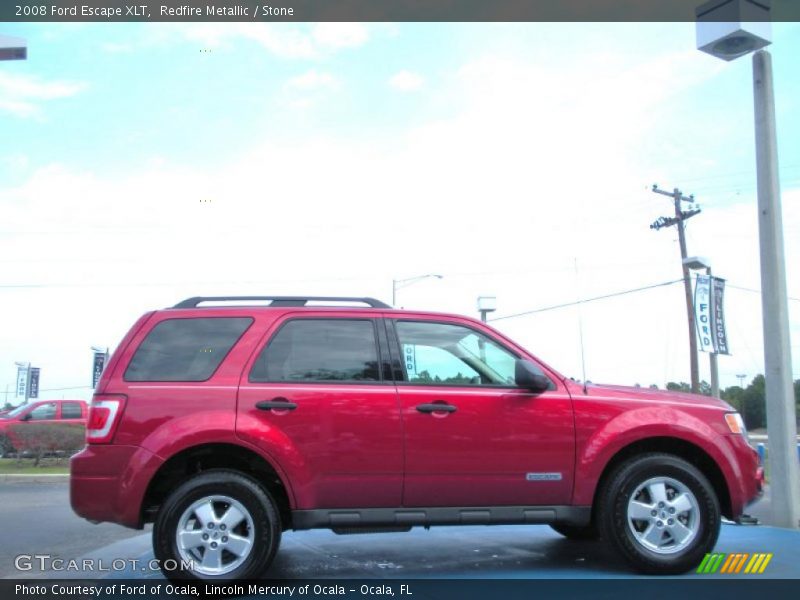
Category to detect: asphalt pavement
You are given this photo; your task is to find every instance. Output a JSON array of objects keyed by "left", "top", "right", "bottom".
[
  {"left": 0, "top": 480, "right": 147, "bottom": 579},
  {"left": 2, "top": 480, "right": 798, "bottom": 580}
]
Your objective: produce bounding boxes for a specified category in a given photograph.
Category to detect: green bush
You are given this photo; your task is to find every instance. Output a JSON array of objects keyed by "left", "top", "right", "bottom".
[{"left": 8, "top": 423, "right": 85, "bottom": 466}]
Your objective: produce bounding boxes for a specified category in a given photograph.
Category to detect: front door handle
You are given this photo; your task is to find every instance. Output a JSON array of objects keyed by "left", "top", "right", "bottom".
[
  {"left": 416, "top": 403, "right": 457, "bottom": 414},
  {"left": 256, "top": 398, "right": 298, "bottom": 411}
]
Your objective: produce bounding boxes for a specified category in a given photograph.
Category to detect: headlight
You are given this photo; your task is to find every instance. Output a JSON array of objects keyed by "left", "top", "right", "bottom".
[{"left": 725, "top": 412, "right": 747, "bottom": 435}]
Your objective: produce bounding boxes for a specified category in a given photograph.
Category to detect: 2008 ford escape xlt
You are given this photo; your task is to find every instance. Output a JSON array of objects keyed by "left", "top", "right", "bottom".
[{"left": 70, "top": 296, "right": 763, "bottom": 580}]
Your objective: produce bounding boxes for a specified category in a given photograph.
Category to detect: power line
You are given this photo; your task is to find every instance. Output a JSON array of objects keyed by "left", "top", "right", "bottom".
[
  {"left": 727, "top": 283, "right": 800, "bottom": 303},
  {"left": 37, "top": 386, "right": 92, "bottom": 392},
  {"left": 489, "top": 279, "right": 683, "bottom": 322}
]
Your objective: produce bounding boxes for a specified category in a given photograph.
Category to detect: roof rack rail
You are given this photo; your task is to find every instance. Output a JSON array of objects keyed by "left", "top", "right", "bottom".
[{"left": 172, "top": 296, "right": 393, "bottom": 309}]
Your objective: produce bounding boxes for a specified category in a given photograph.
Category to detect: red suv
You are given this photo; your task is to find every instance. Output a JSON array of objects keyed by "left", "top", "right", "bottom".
[{"left": 70, "top": 296, "right": 763, "bottom": 580}]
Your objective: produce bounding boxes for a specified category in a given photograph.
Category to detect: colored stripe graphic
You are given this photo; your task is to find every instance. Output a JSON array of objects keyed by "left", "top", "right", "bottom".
[
  {"left": 713, "top": 553, "right": 726, "bottom": 573},
  {"left": 720, "top": 554, "right": 736, "bottom": 573},
  {"left": 758, "top": 553, "right": 773, "bottom": 573},
  {"left": 745, "top": 554, "right": 760, "bottom": 573},
  {"left": 697, "top": 554, "right": 712, "bottom": 573},
  {"left": 734, "top": 553, "right": 750, "bottom": 573},
  {"left": 697, "top": 552, "right": 771, "bottom": 574}
]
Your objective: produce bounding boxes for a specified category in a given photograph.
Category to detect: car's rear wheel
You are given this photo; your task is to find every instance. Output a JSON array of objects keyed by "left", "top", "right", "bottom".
[
  {"left": 549, "top": 522, "right": 599, "bottom": 541},
  {"left": 597, "top": 453, "right": 720, "bottom": 574},
  {"left": 153, "top": 469, "right": 281, "bottom": 581}
]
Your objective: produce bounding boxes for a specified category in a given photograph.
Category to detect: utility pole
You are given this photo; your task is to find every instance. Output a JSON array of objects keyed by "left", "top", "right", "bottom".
[
  {"left": 650, "top": 185, "right": 702, "bottom": 393},
  {"left": 753, "top": 50, "right": 800, "bottom": 528}
]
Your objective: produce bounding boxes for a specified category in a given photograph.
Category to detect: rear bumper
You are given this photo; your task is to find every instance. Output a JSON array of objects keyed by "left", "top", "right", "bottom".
[{"left": 70, "top": 444, "right": 163, "bottom": 529}]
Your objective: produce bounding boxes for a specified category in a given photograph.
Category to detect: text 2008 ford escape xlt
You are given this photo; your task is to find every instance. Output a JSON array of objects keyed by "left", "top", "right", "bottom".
[{"left": 70, "top": 296, "right": 763, "bottom": 580}]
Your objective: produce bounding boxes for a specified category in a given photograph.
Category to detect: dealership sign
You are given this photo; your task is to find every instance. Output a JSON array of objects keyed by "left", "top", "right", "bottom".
[
  {"left": 694, "top": 275, "right": 730, "bottom": 355},
  {"left": 28, "top": 368, "right": 40, "bottom": 399},
  {"left": 16, "top": 365, "right": 28, "bottom": 398},
  {"left": 92, "top": 352, "right": 107, "bottom": 388}
]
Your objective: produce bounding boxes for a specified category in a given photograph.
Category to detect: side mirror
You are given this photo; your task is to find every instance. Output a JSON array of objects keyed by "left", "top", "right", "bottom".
[{"left": 515, "top": 360, "right": 551, "bottom": 393}]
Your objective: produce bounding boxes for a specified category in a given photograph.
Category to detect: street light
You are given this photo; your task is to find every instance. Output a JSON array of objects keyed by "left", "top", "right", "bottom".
[
  {"left": 477, "top": 296, "right": 497, "bottom": 323},
  {"left": 683, "top": 256, "right": 720, "bottom": 399},
  {"left": 0, "top": 34, "right": 27, "bottom": 60},
  {"left": 736, "top": 373, "right": 748, "bottom": 420},
  {"left": 392, "top": 274, "right": 443, "bottom": 307},
  {"left": 696, "top": 0, "right": 800, "bottom": 528}
]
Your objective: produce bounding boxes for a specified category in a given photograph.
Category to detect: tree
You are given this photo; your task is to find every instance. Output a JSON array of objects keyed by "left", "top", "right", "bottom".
[
  {"left": 666, "top": 381, "right": 691, "bottom": 393},
  {"left": 741, "top": 375, "right": 767, "bottom": 430}
]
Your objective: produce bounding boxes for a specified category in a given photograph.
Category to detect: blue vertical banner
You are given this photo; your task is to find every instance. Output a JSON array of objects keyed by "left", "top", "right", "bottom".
[
  {"left": 92, "top": 352, "right": 107, "bottom": 388},
  {"left": 711, "top": 277, "right": 730, "bottom": 355},
  {"left": 28, "top": 368, "right": 40, "bottom": 399},
  {"left": 694, "top": 274, "right": 714, "bottom": 353},
  {"left": 694, "top": 275, "right": 730, "bottom": 355}
]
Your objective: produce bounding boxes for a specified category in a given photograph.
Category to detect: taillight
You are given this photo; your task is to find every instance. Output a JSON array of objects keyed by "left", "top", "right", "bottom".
[{"left": 86, "top": 394, "right": 126, "bottom": 444}]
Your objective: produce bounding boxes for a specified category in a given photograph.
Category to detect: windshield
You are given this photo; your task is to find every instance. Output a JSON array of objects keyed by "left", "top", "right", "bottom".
[{"left": 0, "top": 404, "right": 30, "bottom": 419}]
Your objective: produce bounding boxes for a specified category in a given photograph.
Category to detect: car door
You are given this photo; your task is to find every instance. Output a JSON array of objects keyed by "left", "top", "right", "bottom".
[
  {"left": 25, "top": 401, "right": 58, "bottom": 425},
  {"left": 58, "top": 401, "right": 85, "bottom": 423},
  {"left": 237, "top": 313, "right": 403, "bottom": 509},
  {"left": 390, "top": 317, "right": 575, "bottom": 508}
]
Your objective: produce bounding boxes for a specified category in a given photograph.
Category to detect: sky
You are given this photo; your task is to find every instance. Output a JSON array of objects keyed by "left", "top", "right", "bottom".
[{"left": 1, "top": 21, "right": 799, "bottom": 404}]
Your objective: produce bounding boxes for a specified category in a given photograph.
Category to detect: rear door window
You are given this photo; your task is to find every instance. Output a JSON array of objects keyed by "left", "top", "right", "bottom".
[
  {"left": 125, "top": 317, "right": 253, "bottom": 382},
  {"left": 60, "top": 402, "right": 83, "bottom": 419},
  {"left": 250, "top": 319, "right": 380, "bottom": 383}
]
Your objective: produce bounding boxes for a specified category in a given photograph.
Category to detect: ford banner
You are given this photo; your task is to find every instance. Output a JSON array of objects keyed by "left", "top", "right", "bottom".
[
  {"left": 694, "top": 274, "right": 730, "bottom": 355},
  {"left": 694, "top": 274, "right": 715, "bottom": 353}
]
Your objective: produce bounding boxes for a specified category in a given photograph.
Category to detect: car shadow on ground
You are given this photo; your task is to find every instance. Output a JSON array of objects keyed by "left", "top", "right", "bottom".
[{"left": 263, "top": 526, "right": 632, "bottom": 579}]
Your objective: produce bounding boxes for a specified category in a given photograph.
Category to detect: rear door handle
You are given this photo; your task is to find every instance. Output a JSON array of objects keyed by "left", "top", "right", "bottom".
[
  {"left": 416, "top": 403, "right": 457, "bottom": 414},
  {"left": 256, "top": 398, "right": 298, "bottom": 411}
]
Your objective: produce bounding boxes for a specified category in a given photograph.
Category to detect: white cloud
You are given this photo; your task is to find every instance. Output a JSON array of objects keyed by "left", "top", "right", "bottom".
[
  {"left": 280, "top": 69, "right": 340, "bottom": 109},
  {"left": 389, "top": 70, "right": 424, "bottom": 92},
  {"left": 311, "top": 23, "right": 369, "bottom": 50},
  {"left": 284, "top": 69, "right": 339, "bottom": 92},
  {"left": 0, "top": 71, "right": 86, "bottom": 118},
  {"left": 169, "top": 23, "right": 368, "bottom": 59}
]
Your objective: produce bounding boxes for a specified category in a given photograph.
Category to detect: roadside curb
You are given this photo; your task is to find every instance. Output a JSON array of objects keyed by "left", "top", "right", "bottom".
[{"left": 0, "top": 473, "right": 69, "bottom": 483}]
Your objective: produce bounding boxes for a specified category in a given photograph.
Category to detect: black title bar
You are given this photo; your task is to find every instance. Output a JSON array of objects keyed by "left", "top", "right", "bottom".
[{"left": 3, "top": 0, "right": 800, "bottom": 23}]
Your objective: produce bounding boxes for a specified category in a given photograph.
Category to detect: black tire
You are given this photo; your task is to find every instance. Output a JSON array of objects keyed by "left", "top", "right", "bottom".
[
  {"left": 550, "top": 522, "right": 599, "bottom": 541},
  {"left": 153, "top": 469, "right": 281, "bottom": 581},
  {"left": 597, "top": 453, "right": 720, "bottom": 575}
]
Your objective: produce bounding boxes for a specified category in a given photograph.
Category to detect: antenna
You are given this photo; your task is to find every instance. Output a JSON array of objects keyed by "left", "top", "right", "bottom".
[{"left": 574, "top": 258, "right": 588, "bottom": 394}]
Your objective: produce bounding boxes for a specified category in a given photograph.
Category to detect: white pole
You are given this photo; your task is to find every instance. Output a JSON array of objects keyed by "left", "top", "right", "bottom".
[{"left": 752, "top": 49, "right": 800, "bottom": 529}]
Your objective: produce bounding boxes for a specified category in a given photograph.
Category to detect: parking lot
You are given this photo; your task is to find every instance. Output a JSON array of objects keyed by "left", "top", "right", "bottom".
[{"left": 4, "top": 480, "right": 799, "bottom": 580}]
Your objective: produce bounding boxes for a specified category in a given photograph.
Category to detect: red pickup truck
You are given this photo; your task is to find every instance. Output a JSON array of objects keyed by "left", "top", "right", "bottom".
[
  {"left": 0, "top": 399, "right": 88, "bottom": 455},
  {"left": 70, "top": 296, "right": 763, "bottom": 581}
]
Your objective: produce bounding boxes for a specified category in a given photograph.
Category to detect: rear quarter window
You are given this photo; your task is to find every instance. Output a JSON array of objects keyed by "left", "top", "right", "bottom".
[
  {"left": 61, "top": 402, "right": 83, "bottom": 419},
  {"left": 124, "top": 317, "right": 253, "bottom": 382}
]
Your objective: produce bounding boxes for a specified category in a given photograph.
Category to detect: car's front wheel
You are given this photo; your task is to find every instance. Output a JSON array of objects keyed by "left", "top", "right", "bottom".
[
  {"left": 597, "top": 453, "right": 720, "bottom": 574},
  {"left": 153, "top": 469, "right": 281, "bottom": 581}
]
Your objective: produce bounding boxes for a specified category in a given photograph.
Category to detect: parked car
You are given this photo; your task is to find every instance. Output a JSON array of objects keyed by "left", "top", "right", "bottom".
[
  {"left": 0, "top": 399, "right": 88, "bottom": 456},
  {"left": 71, "top": 296, "right": 763, "bottom": 580}
]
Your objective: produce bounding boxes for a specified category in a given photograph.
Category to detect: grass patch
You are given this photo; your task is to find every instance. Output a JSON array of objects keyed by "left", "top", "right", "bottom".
[{"left": 0, "top": 457, "right": 69, "bottom": 474}]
